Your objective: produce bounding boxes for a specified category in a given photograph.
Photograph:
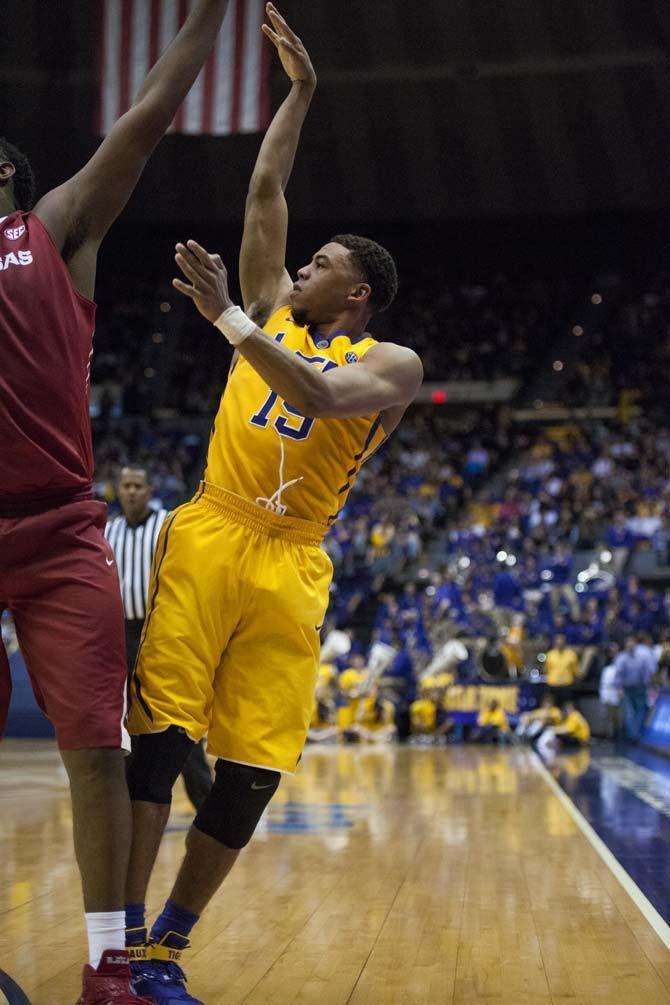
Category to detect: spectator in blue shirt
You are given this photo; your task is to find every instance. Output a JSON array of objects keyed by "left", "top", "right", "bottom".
[
  {"left": 434, "top": 574, "right": 463, "bottom": 617},
  {"left": 621, "top": 575, "right": 644, "bottom": 607},
  {"left": 464, "top": 442, "right": 490, "bottom": 484},
  {"left": 493, "top": 569, "right": 523, "bottom": 611},
  {"left": 546, "top": 542, "right": 572, "bottom": 585},
  {"left": 607, "top": 512, "right": 636, "bottom": 550},
  {"left": 519, "top": 557, "right": 543, "bottom": 598},
  {"left": 379, "top": 643, "right": 416, "bottom": 706},
  {"left": 614, "top": 636, "right": 655, "bottom": 741}
]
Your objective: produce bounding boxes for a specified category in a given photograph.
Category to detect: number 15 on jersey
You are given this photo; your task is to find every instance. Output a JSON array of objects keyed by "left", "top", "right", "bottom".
[{"left": 249, "top": 349, "right": 337, "bottom": 442}]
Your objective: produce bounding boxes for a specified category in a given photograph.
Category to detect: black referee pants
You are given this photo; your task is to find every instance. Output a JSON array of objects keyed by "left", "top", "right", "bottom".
[{"left": 125, "top": 618, "right": 213, "bottom": 811}]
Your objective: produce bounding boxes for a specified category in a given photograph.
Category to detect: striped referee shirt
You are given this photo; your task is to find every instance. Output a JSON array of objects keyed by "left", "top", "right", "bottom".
[{"left": 105, "top": 508, "right": 169, "bottom": 620}]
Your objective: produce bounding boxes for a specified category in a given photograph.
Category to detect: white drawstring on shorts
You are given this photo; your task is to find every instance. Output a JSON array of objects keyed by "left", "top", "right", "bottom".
[{"left": 256, "top": 434, "right": 303, "bottom": 516}]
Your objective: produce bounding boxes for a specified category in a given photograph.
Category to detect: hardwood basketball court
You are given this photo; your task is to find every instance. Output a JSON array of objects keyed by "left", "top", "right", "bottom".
[{"left": 1, "top": 741, "right": 669, "bottom": 1004}]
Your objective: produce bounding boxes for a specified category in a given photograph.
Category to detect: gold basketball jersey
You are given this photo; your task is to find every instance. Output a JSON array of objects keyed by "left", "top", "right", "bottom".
[{"left": 204, "top": 306, "right": 387, "bottom": 527}]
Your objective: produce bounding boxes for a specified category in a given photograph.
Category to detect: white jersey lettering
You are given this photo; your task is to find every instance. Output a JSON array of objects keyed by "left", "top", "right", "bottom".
[{"left": 0, "top": 249, "right": 33, "bottom": 271}]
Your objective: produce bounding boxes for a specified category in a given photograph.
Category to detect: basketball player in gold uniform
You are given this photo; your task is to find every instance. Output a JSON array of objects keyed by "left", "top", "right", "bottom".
[{"left": 124, "top": 7, "right": 422, "bottom": 1001}]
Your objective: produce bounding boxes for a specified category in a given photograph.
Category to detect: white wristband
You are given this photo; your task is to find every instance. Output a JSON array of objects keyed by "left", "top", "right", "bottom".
[{"left": 213, "top": 305, "right": 257, "bottom": 346}]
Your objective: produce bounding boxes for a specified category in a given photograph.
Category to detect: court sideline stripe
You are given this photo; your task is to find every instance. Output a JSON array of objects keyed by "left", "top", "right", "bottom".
[{"left": 530, "top": 751, "right": 670, "bottom": 947}]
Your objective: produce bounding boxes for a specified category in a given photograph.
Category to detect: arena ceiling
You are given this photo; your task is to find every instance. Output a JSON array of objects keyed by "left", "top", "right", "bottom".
[{"left": 1, "top": 0, "right": 670, "bottom": 223}]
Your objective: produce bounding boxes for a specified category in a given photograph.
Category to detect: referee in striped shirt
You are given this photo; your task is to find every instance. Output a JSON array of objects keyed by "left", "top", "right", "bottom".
[
  {"left": 105, "top": 465, "right": 212, "bottom": 810},
  {"left": 105, "top": 467, "right": 168, "bottom": 658}
]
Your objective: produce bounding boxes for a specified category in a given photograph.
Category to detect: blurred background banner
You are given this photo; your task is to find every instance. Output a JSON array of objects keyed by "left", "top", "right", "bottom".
[{"left": 98, "top": 0, "right": 270, "bottom": 136}]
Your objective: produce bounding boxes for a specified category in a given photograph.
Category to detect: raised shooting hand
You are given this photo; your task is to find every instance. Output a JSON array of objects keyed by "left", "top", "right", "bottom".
[
  {"left": 262, "top": 3, "right": 316, "bottom": 86},
  {"left": 173, "top": 240, "right": 232, "bottom": 323}
]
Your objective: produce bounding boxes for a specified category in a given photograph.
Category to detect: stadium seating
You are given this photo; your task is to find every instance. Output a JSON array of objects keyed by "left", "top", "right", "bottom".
[{"left": 87, "top": 266, "right": 670, "bottom": 741}]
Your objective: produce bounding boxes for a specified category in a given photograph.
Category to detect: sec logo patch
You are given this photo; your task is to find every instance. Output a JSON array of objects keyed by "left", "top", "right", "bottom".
[
  {"left": 3, "top": 225, "right": 25, "bottom": 241},
  {"left": 345, "top": 351, "right": 358, "bottom": 363}
]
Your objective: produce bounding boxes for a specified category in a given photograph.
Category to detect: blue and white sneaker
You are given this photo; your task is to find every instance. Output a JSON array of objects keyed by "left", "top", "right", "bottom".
[{"left": 130, "top": 933, "right": 202, "bottom": 1005}]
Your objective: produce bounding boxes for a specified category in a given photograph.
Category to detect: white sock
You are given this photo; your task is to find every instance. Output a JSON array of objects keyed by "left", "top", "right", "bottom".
[
  {"left": 537, "top": 729, "right": 554, "bottom": 760},
  {"left": 85, "top": 911, "right": 126, "bottom": 968}
]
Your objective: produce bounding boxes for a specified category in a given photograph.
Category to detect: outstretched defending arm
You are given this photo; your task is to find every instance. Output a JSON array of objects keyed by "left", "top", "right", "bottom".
[
  {"left": 239, "top": 3, "right": 316, "bottom": 325},
  {"left": 173, "top": 241, "right": 424, "bottom": 419},
  {"left": 35, "top": 0, "right": 229, "bottom": 297}
]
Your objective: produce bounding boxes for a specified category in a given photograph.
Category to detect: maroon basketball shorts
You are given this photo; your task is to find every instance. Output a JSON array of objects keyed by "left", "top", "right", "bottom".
[{"left": 0, "top": 499, "right": 129, "bottom": 750}]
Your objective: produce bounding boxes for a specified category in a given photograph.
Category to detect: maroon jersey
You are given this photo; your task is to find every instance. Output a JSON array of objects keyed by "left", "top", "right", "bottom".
[{"left": 0, "top": 210, "right": 96, "bottom": 515}]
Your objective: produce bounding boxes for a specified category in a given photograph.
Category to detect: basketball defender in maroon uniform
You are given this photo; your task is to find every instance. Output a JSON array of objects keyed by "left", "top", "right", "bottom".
[{"left": 0, "top": 3, "right": 229, "bottom": 1002}]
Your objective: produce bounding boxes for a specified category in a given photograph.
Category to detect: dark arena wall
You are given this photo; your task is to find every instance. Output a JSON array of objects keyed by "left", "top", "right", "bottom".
[{"left": 3, "top": 1, "right": 670, "bottom": 226}]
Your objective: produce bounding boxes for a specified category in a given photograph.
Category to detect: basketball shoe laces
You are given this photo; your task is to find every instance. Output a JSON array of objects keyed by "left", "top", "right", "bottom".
[{"left": 255, "top": 433, "right": 302, "bottom": 516}]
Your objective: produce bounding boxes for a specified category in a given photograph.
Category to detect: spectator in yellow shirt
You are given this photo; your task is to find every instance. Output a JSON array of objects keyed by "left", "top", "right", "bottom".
[
  {"left": 472, "top": 698, "right": 509, "bottom": 742},
  {"left": 351, "top": 685, "right": 397, "bottom": 743},
  {"left": 337, "top": 667, "right": 365, "bottom": 735},
  {"left": 308, "top": 678, "right": 338, "bottom": 744},
  {"left": 516, "top": 692, "right": 561, "bottom": 742},
  {"left": 538, "top": 702, "right": 591, "bottom": 758},
  {"left": 559, "top": 704, "right": 591, "bottom": 744},
  {"left": 370, "top": 518, "right": 395, "bottom": 555},
  {"left": 409, "top": 678, "right": 454, "bottom": 744},
  {"left": 410, "top": 694, "right": 437, "bottom": 736},
  {"left": 545, "top": 634, "right": 580, "bottom": 687}
]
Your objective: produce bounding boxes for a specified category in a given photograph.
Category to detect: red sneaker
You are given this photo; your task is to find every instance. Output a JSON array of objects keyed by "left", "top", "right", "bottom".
[{"left": 76, "top": 949, "right": 154, "bottom": 1004}]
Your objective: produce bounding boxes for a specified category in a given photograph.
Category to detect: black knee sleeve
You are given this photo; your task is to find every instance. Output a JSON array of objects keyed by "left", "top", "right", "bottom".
[
  {"left": 126, "top": 726, "right": 195, "bottom": 804},
  {"left": 193, "top": 759, "right": 280, "bottom": 849}
]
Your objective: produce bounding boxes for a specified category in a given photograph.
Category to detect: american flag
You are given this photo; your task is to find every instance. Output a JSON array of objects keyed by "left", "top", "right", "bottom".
[{"left": 98, "top": 0, "right": 270, "bottom": 136}]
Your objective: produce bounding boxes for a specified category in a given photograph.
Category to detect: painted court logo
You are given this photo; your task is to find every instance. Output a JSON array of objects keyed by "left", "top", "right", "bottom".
[
  {"left": 3, "top": 225, "right": 25, "bottom": 241},
  {"left": 0, "top": 969, "right": 31, "bottom": 1005}
]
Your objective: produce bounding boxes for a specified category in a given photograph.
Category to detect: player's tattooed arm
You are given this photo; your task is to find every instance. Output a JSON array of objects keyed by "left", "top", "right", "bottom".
[
  {"left": 174, "top": 240, "right": 424, "bottom": 419},
  {"left": 34, "top": 0, "right": 229, "bottom": 295},
  {"left": 239, "top": 4, "right": 316, "bottom": 327}
]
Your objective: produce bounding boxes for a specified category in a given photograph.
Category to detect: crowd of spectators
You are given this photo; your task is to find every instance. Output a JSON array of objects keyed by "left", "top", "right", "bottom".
[
  {"left": 80, "top": 263, "right": 670, "bottom": 752},
  {"left": 325, "top": 410, "right": 670, "bottom": 678},
  {"left": 89, "top": 269, "right": 574, "bottom": 422},
  {"left": 385, "top": 271, "right": 573, "bottom": 382},
  {"left": 323, "top": 405, "right": 510, "bottom": 625},
  {"left": 564, "top": 270, "right": 670, "bottom": 408},
  {"left": 90, "top": 268, "right": 556, "bottom": 519},
  {"left": 308, "top": 624, "right": 596, "bottom": 756},
  {"left": 91, "top": 273, "right": 232, "bottom": 421},
  {"left": 93, "top": 419, "right": 203, "bottom": 513}
]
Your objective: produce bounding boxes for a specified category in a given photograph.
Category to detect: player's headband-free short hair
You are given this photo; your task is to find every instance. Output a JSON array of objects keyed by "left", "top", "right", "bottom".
[{"left": 331, "top": 234, "right": 398, "bottom": 314}]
